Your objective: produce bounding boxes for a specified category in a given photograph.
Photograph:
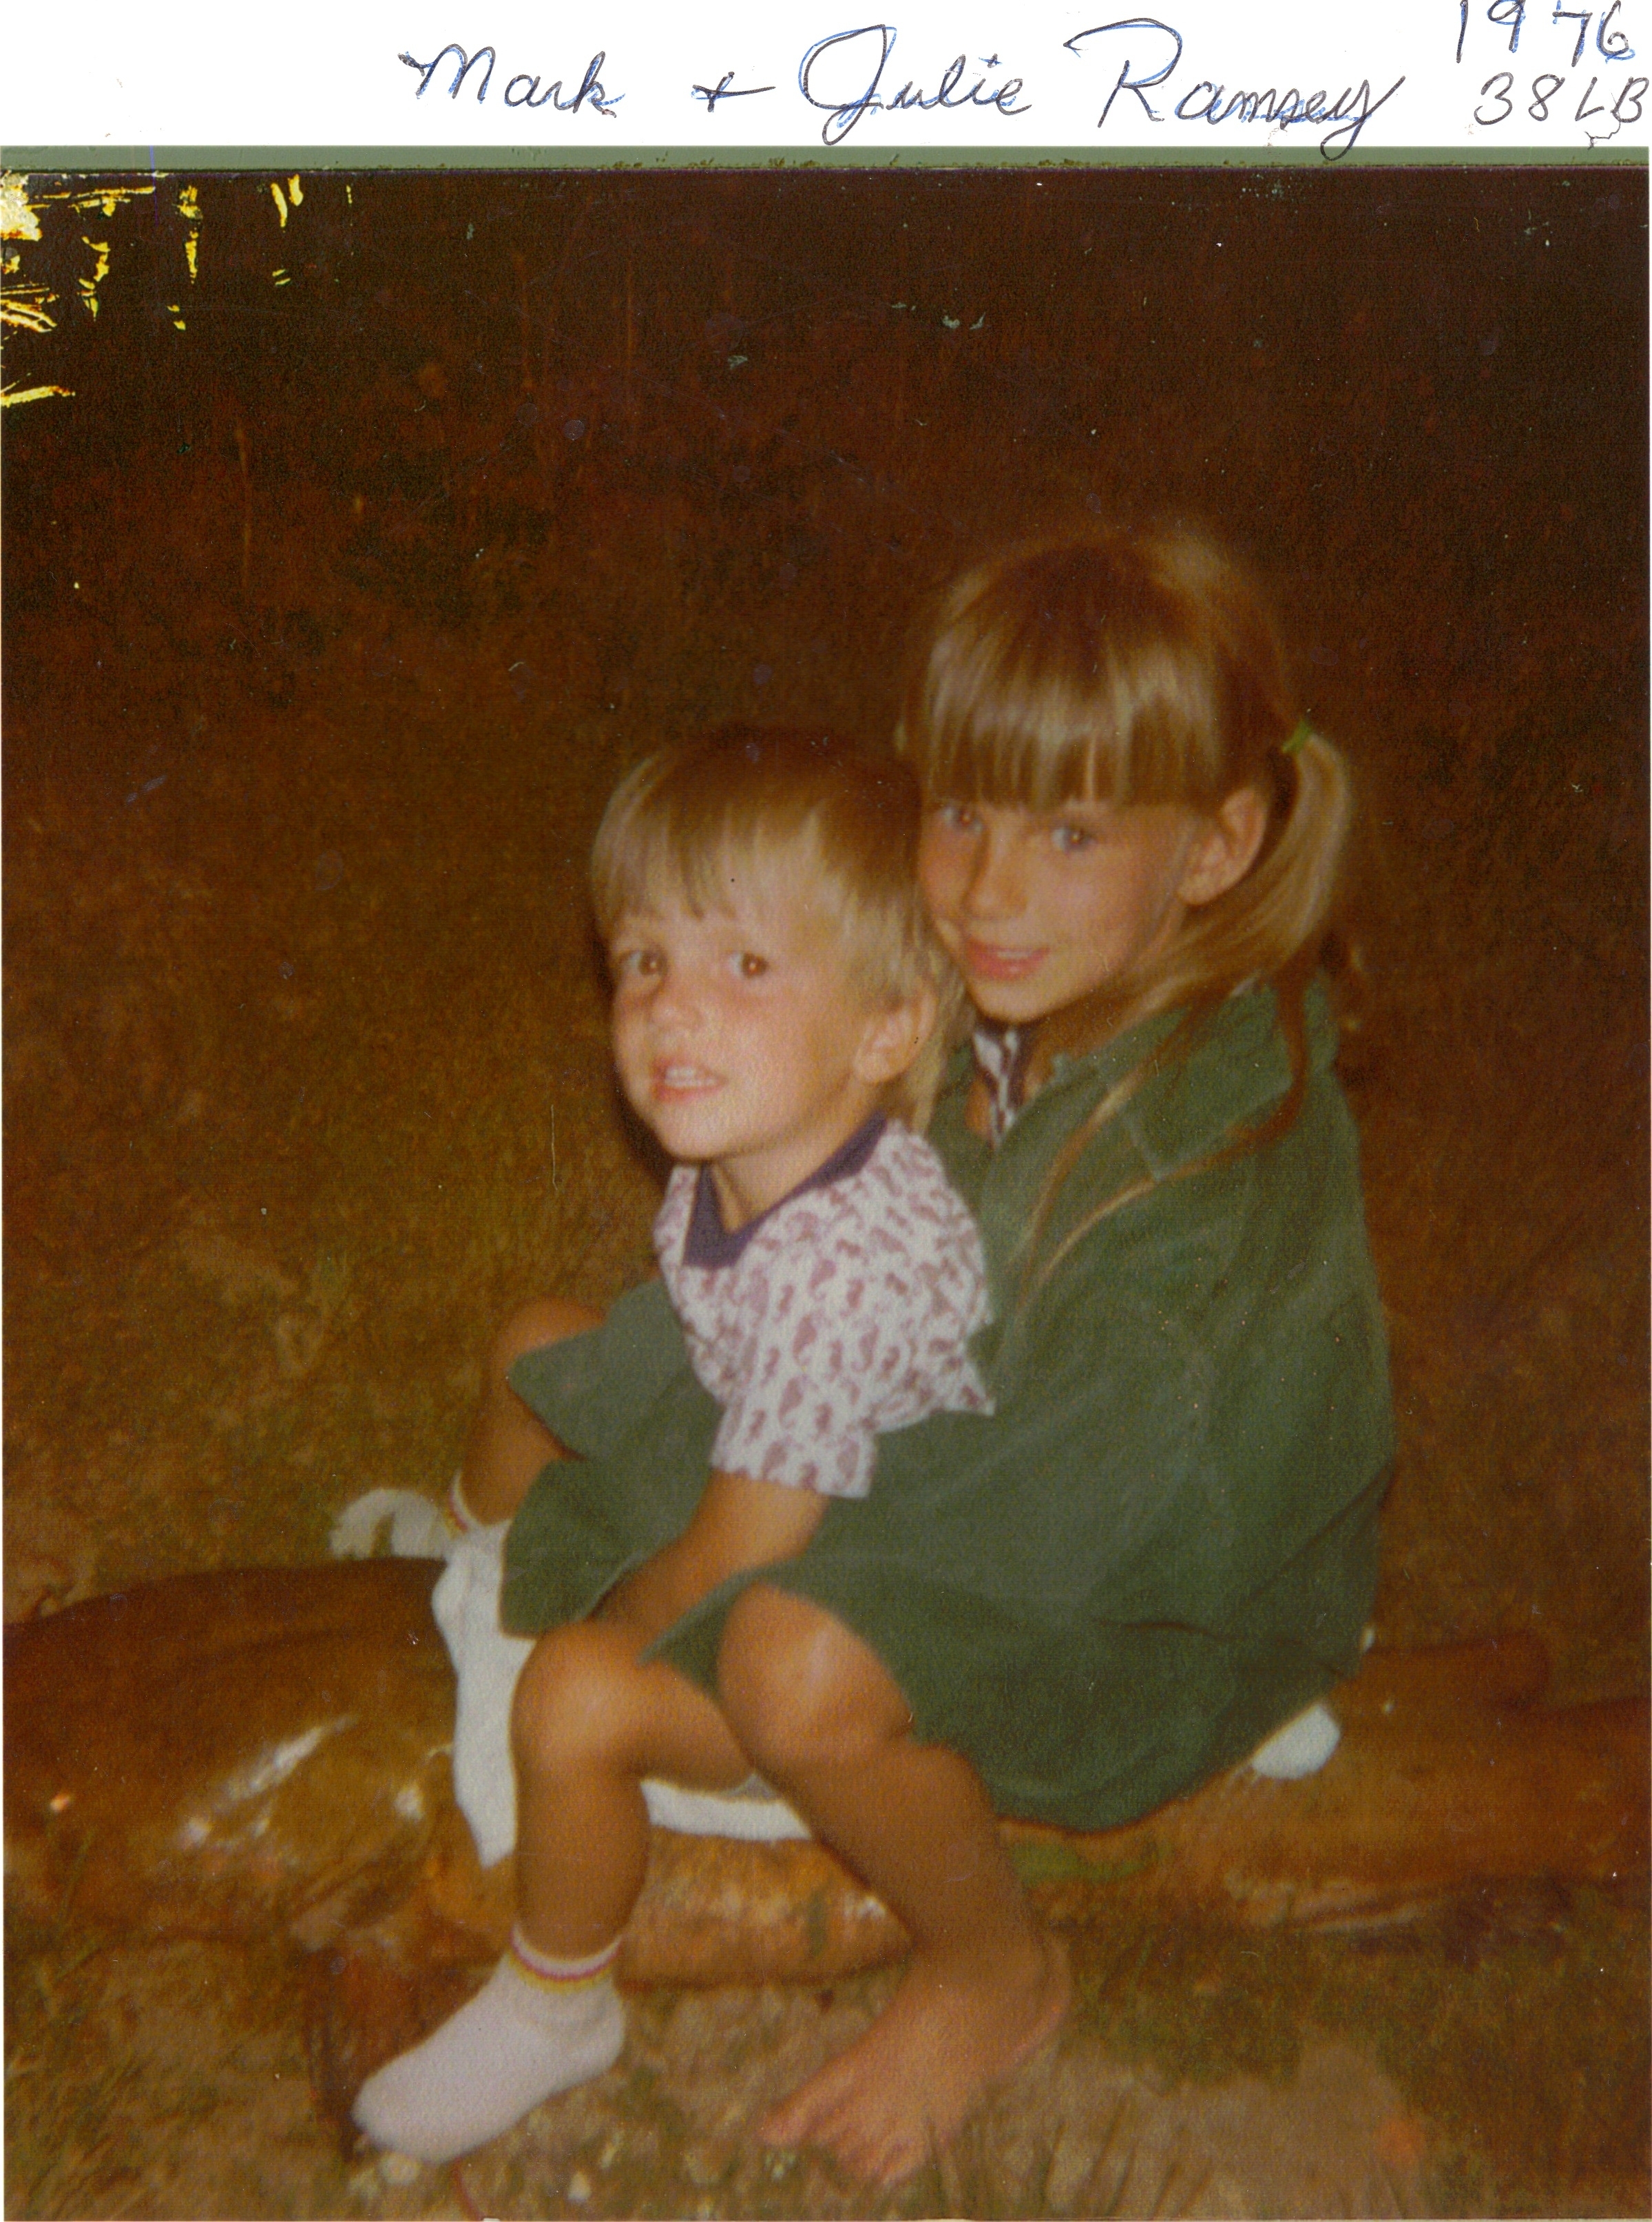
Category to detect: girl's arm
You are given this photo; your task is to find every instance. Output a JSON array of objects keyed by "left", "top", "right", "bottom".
[{"left": 598, "top": 1471, "right": 826, "bottom": 1648}]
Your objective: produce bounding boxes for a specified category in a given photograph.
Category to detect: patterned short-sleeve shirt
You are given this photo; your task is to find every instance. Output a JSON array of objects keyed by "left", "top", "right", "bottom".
[{"left": 654, "top": 1117, "right": 992, "bottom": 1500}]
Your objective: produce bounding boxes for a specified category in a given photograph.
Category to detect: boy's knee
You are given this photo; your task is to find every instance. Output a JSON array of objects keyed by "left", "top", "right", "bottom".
[
  {"left": 511, "top": 1622, "right": 636, "bottom": 1773},
  {"left": 490, "top": 1296, "right": 601, "bottom": 1387},
  {"left": 717, "top": 1584, "right": 912, "bottom": 1777}
]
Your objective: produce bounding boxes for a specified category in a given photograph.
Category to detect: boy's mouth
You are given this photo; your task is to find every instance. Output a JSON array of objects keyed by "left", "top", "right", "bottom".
[
  {"left": 651, "top": 1061, "right": 723, "bottom": 1101},
  {"left": 961, "top": 938, "right": 1047, "bottom": 983}
]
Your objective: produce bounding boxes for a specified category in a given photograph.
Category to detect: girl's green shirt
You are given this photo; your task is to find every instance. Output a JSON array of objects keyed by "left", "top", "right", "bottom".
[{"left": 503, "top": 984, "right": 1393, "bottom": 1830}]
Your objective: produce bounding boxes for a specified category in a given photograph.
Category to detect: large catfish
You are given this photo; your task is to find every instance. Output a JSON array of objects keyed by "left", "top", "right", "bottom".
[{"left": 6, "top": 1559, "right": 1645, "bottom": 2141}]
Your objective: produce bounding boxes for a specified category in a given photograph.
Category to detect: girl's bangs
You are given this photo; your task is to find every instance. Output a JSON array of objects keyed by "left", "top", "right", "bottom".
[
  {"left": 906, "top": 537, "right": 1246, "bottom": 813},
  {"left": 914, "top": 600, "right": 1225, "bottom": 818},
  {"left": 918, "top": 650, "right": 1217, "bottom": 812},
  {"left": 920, "top": 696, "right": 1118, "bottom": 811}
]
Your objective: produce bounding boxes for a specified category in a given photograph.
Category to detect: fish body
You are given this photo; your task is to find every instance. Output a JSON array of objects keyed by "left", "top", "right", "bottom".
[{"left": 7, "top": 1559, "right": 1646, "bottom": 2137}]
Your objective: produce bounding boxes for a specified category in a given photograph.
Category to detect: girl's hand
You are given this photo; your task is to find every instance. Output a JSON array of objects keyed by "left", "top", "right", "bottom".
[{"left": 599, "top": 1471, "right": 826, "bottom": 1645}]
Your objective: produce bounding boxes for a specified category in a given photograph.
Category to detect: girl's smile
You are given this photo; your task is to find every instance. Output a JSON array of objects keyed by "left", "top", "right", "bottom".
[
  {"left": 918, "top": 796, "right": 1211, "bottom": 1024},
  {"left": 957, "top": 938, "right": 1049, "bottom": 984}
]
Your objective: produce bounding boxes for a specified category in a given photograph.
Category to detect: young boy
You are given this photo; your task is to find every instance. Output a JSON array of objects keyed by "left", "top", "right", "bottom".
[{"left": 353, "top": 727, "right": 992, "bottom": 2163}]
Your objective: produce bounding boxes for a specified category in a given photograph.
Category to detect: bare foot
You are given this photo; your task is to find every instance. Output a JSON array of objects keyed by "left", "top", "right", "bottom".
[{"left": 757, "top": 1925, "right": 1071, "bottom": 2186}]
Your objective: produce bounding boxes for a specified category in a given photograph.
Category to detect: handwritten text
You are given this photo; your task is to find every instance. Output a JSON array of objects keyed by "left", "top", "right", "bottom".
[{"left": 399, "top": 43, "right": 620, "bottom": 116}]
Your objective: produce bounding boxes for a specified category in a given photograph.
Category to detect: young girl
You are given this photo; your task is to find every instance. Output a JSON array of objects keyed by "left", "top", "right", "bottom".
[{"left": 362, "top": 527, "right": 1392, "bottom": 2188}]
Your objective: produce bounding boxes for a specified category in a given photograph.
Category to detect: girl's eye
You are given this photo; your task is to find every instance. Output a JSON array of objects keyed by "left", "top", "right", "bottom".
[
  {"left": 733, "top": 951, "right": 769, "bottom": 979},
  {"left": 1051, "top": 821, "right": 1098, "bottom": 854},
  {"left": 933, "top": 800, "right": 979, "bottom": 834},
  {"left": 614, "top": 946, "right": 662, "bottom": 979}
]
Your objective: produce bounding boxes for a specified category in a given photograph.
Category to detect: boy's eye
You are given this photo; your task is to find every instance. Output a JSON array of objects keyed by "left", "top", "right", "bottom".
[
  {"left": 613, "top": 946, "right": 662, "bottom": 978},
  {"left": 731, "top": 951, "right": 769, "bottom": 979},
  {"left": 1051, "top": 820, "right": 1098, "bottom": 854}
]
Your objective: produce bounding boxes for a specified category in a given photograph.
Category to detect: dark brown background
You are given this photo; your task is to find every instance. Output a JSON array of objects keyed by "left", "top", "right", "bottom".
[{"left": 3, "top": 166, "right": 1646, "bottom": 2217}]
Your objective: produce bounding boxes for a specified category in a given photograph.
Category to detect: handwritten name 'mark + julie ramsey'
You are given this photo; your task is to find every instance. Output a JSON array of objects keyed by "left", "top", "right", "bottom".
[{"left": 398, "top": 19, "right": 1406, "bottom": 161}]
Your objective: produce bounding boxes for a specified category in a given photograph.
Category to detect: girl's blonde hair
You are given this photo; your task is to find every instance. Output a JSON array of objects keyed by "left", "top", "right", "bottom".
[
  {"left": 897, "top": 528, "right": 1354, "bottom": 1290},
  {"left": 592, "top": 725, "right": 960, "bottom": 1128}
]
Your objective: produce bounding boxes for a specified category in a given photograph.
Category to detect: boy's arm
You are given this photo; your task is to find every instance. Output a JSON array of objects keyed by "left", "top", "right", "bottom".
[{"left": 598, "top": 1470, "right": 825, "bottom": 1648}]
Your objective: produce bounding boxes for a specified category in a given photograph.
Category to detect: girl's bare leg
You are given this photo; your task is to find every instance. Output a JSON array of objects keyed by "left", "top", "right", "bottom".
[
  {"left": 460, "top": 1296, "right": 600, "bottom": 1524},
  {"left": 717, "top": 1584, "right": 1070, "bottom": 2187}
]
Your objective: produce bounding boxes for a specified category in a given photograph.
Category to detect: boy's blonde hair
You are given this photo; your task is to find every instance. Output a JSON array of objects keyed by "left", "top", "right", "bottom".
[
  {"left": 898, "top": 528, "right": 1355, "bottom": 1290},
  {"left": 592, "top": 726, "right": 959, "bottom": 1128}
]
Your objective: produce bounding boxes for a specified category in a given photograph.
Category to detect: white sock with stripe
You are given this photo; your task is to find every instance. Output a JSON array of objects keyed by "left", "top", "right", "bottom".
[{"left": 351, "top": 1930, "right": 625, "bottom": 2163}]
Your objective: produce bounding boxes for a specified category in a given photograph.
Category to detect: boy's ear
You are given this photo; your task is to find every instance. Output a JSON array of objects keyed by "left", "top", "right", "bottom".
[
  {"left": 1178, "top": 786, "right": 1269, "bottom": 908},
  {"left": 853, "top": 979, "right": 939, "bottom": 1086}
]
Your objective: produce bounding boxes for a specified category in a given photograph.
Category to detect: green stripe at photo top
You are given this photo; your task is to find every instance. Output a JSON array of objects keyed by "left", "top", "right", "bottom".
[{"left": 3, "top": 143, "right": 1646, "bottom": 169}]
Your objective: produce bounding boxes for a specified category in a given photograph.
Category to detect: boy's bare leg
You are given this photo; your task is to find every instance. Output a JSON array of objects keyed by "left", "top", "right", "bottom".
[
  {"left": 460, "top": 1296, "right": 601, "bottom": 1524},
  {"left": 511, "top": 1613, "right": 752, "bottom": 1955},
  {"left": 354, "top": 1604, "right": 750, "bottom": 2161},
  {"left": 717, "top": 1584, "right": 1070, "bottom": 2187}
]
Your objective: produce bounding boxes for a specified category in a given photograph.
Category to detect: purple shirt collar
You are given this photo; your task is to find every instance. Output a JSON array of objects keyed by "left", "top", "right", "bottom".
[{"left": 682, "top": 1112, "right": 887, "bottom": 1270}]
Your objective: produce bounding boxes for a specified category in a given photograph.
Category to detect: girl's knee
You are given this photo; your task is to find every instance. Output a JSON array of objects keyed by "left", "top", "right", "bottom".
[
  {"left": 510, "top": 1621, "right": 639, "bottom": 1775},
  {"left": 717, "top": 1584, "right": 912, "bottom": 1776},
  {"left": 489, "top": 1295, "right": 602, "bottom": 1387}
]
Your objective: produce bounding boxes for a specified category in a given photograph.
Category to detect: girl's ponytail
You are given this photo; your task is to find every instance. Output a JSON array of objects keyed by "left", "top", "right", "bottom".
[{"left": 1170, "top": 728, "right": 1352, "bottom": 1005}]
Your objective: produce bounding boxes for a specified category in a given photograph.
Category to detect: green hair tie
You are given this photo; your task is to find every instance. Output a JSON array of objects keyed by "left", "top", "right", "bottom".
[{"left": 1283, "top": 717, "right": 1313, "bottom": 756}]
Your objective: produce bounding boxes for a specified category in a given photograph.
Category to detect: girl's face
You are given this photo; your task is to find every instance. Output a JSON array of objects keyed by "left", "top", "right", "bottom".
[
  {"left": 918, "top": 795, "right": 1211, "bottom": 1025},
  {"left": 608, "top": 878, "right": 920, "bottom": 1227}
]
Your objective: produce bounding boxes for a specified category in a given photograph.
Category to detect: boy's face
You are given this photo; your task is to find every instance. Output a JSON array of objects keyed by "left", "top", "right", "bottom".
[{"left": 608, "top": 874, "right": 906, "bottom": 1227}]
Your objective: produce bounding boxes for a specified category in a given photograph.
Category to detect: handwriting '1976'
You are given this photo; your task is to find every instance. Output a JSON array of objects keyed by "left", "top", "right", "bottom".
[{"left": 1451, "top": 0, "right": 1643, "bottom": 141}]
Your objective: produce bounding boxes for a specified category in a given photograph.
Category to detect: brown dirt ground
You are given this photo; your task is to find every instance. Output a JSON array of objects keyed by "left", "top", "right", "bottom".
[{"left": 4, "top": 168, "right": 1648, "bottom": 2217}]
